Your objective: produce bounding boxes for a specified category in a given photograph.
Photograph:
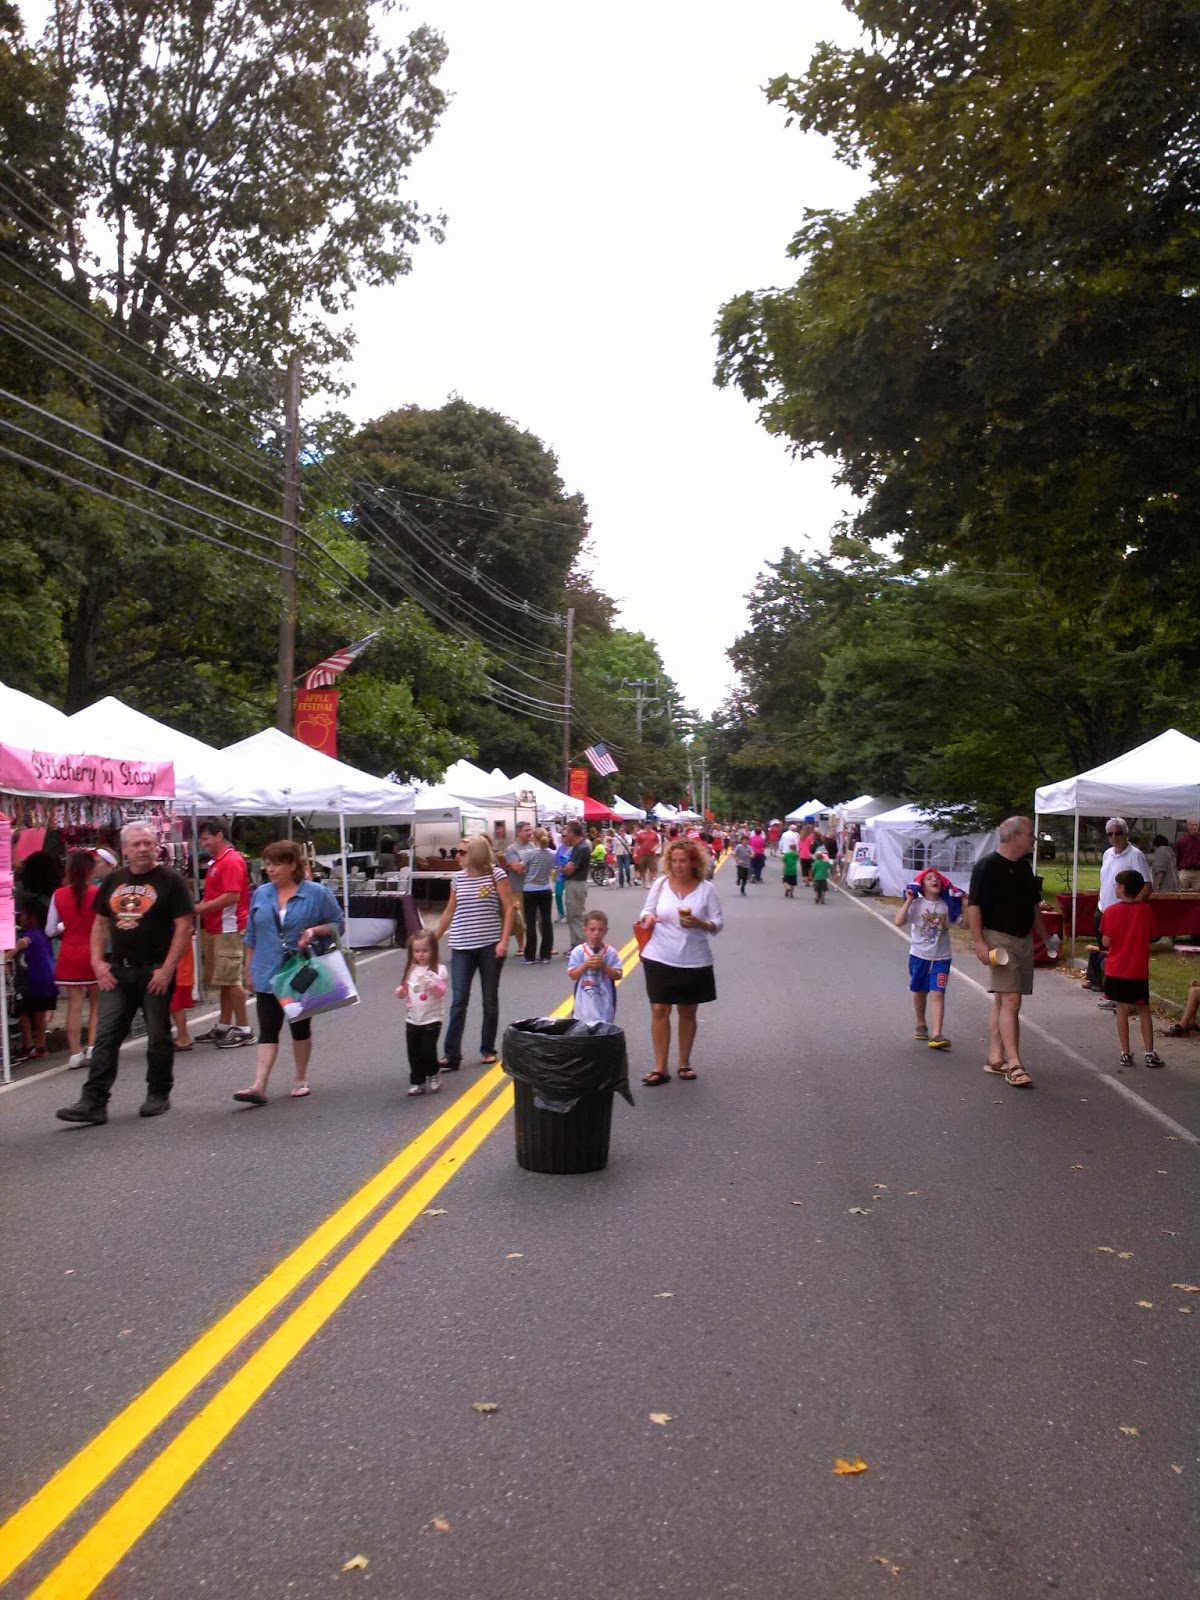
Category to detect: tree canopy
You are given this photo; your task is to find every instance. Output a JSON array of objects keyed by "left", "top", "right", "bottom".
[{"left": 711, "top": 0, "right": 1200, "bottom": 821}]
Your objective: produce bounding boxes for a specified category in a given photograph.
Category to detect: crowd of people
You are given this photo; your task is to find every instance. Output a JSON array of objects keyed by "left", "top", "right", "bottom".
[{"left": 9, "top": 804, "right": 1193, "bottom": 1122}]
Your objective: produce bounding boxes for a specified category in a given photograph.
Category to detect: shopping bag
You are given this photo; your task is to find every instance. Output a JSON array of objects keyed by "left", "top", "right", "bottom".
[{"left": 273, "top": 949, "right": 359, "bottom": 1021}]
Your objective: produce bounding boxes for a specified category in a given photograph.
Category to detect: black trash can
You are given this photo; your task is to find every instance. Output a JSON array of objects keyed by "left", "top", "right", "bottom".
[{"left": 503, "top": 1018, "right": 633, "bottom": 1175}]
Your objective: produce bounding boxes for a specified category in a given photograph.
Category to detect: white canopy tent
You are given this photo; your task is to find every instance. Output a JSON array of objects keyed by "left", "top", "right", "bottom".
[
  {"left": 184, "top": 728, "right": 416, "bottom": 919},
  {"left": 837, "top": 794, "right": 902, "bottom": 823},
  {"left": 785, "top": 798, "right": 829, "bottom": 822},
  {"left": 506, "top": 771, "right": 582, "bottom": 823},
  {"left": 65, "top": 695, "right": 218, "bottom": 771},
  {"left": 865, "top": 803, "right": 997, "bottom": 898},
  {"left": 1034, "top": 728, "right": 1200, "bottom": 944},
  {"left": 610, "top": 794, "right": 646, "bottom": 821},
  {"left": 0, "top": 681, "right": 72, "bottom": 745},
  {"left": 651, "top": 802, "right": 678, "bottom": 821}
]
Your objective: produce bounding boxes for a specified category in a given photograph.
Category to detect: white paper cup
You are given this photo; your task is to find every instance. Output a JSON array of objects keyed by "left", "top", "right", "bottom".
[{"left": 989, "top": 946, "right": 1010, "bottom": 967}]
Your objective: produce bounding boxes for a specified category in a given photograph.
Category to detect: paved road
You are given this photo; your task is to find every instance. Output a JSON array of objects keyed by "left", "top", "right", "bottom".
[{"left": 1, "top": 865, "right": 1196, "bottom": 1599}]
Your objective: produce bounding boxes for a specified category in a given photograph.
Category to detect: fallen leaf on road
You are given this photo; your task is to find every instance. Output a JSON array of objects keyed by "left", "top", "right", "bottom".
[
  {"left": 1118, "top": 1426, "right": 1139, "bottom": 1437},
  {"left": 791, "top": 1200, "right": 804, "bottom": 1206},
  {"left": 471, "top": 1402, "right": 499, "bottom": 1414},
  {"left": 1171, "top": 1465, "right": 1183, "bottom": 1474},
  {"left": 423, "top": 1208, "right": 448, "bottom": 1217},
  {"left": 1095, "top": 1246, "right": 1116, "bottom": 1254},
  {"left": 431, "top": 1517, "right": 450, "bottom": 1532},
  {"left": 873, "top": 1183, "right": 888, "bottom": 1189},
  {"left": 906, "top": 1191, "right": 920, "bottom": 1196},
  {"left": 833, "top": 1457, "right": 868, "bottom": 1475},
  {"left": 1180, "top": 1307, "right": 1193, "bottom": 1315},
  {"left": 119, "top": 1329, "right": 132, "bottom": 1336},
  {"left": 1172, "top": 1283, "right": 1200, "bottom": 1293},
  {"left": 1117, "top": 1252, "right": 1134, "bottom": 1260},
  {"left": 649, "top": 1412, "right": 672, "bottom": 1425},
  {"left": 506, "top": 1253, "right": 523, "bottom": 1259},
  {"left": 342, "top": 1555, "right": 369, "bottom": 1571},
  {"left": 848, "top": 1207, "right": 872, "bottom": 1216},
  {"left": 1162, "top": 1230, "right": 1179, "bottom": 1237},
  {"left": 871, "top": 1555, "right": 902, "bottom": 1575},
  {"left": 1135, "top": 1301, "right": 1154, "bottom": 1309},
  {"left": 1156, "top": 1170, "right": 1168, "bottom": 1175},
  {"left": 1070, "top": 1164, "right": 1084, "bottom": 1171},
  {"left": 653, "top": 1292, "right": 674, "bottom": 1298},
  {"left": 63, "top": 1269, "right": 74, "bottom": 1276}
]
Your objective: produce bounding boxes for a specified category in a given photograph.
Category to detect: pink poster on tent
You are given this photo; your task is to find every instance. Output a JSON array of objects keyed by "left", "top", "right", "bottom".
[
  {"left": 0, "top": 814, "right": 14, "bottom": 951},
  {"left": 0, "top": 746, "right": 174, "bottom": 798}
]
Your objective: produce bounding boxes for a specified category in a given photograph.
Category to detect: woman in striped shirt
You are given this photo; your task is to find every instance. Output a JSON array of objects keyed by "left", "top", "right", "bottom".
[{"left": 435, "top": 834, "right": 515, "bottom": 1070}]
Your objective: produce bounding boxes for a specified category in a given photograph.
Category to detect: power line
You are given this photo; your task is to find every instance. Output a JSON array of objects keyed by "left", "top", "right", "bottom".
[{"left": 0, "top": 442, "right": 284, "bottom": 570}]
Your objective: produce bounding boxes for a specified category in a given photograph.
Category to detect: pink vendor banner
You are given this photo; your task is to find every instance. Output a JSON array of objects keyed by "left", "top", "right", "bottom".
[{"left": 0, "top": 745, "right": 174, "bottom": 799}]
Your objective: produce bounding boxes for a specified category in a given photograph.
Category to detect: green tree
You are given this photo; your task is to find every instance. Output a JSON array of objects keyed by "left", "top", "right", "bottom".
[
  {"left": 715, "top": 0, "right": 1200, "bottom": 608},
  {"left": 0, "top": 0, "right": 448, "bottom": 707}
]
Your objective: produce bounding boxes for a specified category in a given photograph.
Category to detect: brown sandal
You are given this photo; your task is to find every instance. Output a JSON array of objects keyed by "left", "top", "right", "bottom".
[
  {"left": 643, "top": 1069, "right": 671, "bottom": 1086},
  {"left": 1004, "top": 1063, "right": 1034, "bottom": 1088},
  {"left": 677, "top": 1066, "right": 697, "bottom": 1080},
  {"left": 983, "top": 1060, "right": 1007, "bottom": 1075}
]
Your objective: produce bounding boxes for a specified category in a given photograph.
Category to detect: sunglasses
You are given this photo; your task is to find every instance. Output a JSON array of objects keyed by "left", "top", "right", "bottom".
[{"left": 1106, "top": 829, "right": 1127, "bottom": 837}]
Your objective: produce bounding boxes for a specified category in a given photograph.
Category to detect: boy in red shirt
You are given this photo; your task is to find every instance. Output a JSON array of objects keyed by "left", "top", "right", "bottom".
[{"left": 1100, "top": 869, "right": 1165, "bottom": 1069}]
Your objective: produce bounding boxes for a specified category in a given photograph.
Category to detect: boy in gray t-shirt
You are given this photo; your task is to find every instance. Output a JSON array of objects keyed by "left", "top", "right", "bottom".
[{"left": 893, "top": 868, "right": 954, "bottom": 1050}]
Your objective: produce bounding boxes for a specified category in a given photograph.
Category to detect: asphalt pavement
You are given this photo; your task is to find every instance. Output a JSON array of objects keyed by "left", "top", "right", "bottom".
[{"left": 1, "top": 861, "right": 1196, "bottom": 1599}]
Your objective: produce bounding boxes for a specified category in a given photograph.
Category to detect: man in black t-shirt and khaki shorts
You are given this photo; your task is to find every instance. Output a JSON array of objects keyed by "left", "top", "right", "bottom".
[
  {"left": 966, "top": 816, "right": 1050, "bottom": 1091},
  {"left": 57, "top": 822, "right": 194, "bottom": 1125}
]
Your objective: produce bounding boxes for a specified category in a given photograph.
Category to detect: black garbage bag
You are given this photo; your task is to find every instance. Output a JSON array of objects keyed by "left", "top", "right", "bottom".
[{"left": 503, "top": 1017, "right": 633, "bottom": 1114}]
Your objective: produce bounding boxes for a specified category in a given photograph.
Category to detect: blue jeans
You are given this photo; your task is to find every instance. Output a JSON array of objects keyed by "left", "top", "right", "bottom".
[
  {"left": 80, "top": 963, "right": 175, "bottom": 1105},
  {"left": 442, "top": 944, "right": 503, "bottom": 1065},
  {"left": 617, "top": 855, "right": 632, "bottom": 887}
]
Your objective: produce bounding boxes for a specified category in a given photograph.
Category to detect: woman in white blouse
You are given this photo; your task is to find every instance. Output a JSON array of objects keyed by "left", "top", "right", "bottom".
[{"left": 636, "top": 836, "right": 723, "bottom": 1085}]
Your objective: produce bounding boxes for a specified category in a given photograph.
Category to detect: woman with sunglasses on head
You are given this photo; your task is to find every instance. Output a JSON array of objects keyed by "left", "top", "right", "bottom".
[{"left": 434, "top": 834, "right": 515, "bottom": 1071}]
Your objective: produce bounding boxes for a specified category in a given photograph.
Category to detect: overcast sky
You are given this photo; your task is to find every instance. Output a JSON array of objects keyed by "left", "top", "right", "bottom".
[{"left": 345, "top": 0, "right": 867, "bottom": 716}]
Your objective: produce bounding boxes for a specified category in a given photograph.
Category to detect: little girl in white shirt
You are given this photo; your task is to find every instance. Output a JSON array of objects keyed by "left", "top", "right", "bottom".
[{"left": 395, "top": 930, "right": 448, "bottom": 1095}]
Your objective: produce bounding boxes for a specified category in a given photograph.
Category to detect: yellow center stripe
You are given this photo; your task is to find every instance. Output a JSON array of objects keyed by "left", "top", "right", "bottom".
[{"left": 7, "top": 939, "right": 644, "bottom": 1593}]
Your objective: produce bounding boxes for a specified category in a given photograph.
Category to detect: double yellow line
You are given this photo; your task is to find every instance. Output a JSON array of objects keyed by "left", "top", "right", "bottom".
[{"left": 2, "top": 938, "right": 642, "bottom": 1599}]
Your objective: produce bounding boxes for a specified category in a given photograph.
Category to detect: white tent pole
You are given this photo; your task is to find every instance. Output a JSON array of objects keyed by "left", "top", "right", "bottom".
[
  {"left": 338, "top": 808, "right": 351, "bottom": 929},
  {"left": 190, "top": 805, "right": 205, "bottom": 1007},
  {"left": 1071, "top": 811, "right": 1080, "bottom": 950},
  {"left": 1032, "top": 810, "right": 1040, "bottom": 874}
]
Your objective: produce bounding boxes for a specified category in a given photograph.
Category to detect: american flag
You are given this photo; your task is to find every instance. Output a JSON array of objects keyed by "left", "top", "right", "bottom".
[
  {"left": 583, "top": 741, "right": 618, "bottom": 776},
  {"left": 301, "top": 633, "right": 379, "bottom": 690}
]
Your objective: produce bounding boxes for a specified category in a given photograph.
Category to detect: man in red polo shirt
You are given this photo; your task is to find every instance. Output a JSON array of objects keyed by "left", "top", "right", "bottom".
[
  {"left": 194, "top": 819, "right": 255, "bottom": 1049},
  {"left": 1176, "top": 818, "right": 1200, "bottom": 893}
]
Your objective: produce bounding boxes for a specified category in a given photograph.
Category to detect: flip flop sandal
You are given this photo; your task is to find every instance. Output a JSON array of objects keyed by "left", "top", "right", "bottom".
[
  {"left": 290, "top": 1083, "right": 311, "bottom": 1098},
  {"left": 1004, "top": 1064, "right": 1034, "bottom": 1088},
  {"left": 642, "top": 1070, "right": 671, "bottom": 1086},
  {"left": 479, "top": 1053, "right": 499, "bottom": 1065},
  {"left": 677, "top": 1066, "right": 697, "bottom": 1079},
  {"left": 233, "top": 1089, "right": 268, "bottom": 1106},
  {"left": 982, "top": 1060, "right": 1007, "bottom": 1075}
]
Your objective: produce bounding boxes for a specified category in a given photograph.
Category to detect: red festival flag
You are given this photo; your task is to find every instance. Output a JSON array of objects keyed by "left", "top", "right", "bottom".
[{"left": 294, "top": 689, "right": 338, "bottom": 757}]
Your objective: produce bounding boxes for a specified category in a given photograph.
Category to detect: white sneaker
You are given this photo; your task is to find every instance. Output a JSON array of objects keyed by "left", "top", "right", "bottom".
[
  {"left": 67, "top": 1051, "right": 88, "bottom": 1069},
  {"left": 427, "top": 1076, "right": 440, "bottom": 1093},
  {"left": 407, "top": 1083, "right": 426, "bottom": 1096}
]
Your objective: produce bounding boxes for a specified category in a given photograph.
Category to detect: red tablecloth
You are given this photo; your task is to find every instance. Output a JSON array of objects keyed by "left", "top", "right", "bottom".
[{"left": 1056, "top": 892, "right": 1200, "bottom": 938}]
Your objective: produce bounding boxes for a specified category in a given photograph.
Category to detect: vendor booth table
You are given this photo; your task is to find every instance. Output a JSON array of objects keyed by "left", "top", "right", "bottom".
[
  {"left": 346, "top": 891, "right": 422, "bottom": 948},
  {"left": 1056, "top": 892, "right": 1200, "bottom": 941}
]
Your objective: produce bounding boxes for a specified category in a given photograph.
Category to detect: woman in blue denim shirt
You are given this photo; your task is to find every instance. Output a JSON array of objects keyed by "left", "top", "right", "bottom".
[{"left": 235, "top": 841, "right": 343, "bottom": 1106}]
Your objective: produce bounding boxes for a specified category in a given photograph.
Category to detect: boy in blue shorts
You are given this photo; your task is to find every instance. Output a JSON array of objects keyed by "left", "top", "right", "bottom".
[{"left": 894, "top": 868, "right": 959, "bottom": 1049}]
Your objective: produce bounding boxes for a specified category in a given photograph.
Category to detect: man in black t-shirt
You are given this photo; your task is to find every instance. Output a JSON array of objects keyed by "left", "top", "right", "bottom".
[
  {"left": 966, "top": 816, "right": 1049, "bottom": 1091},
  {"left": 560, "top": 820, "right": 591, "bottom": 945},
  {"left": 57, "top": 823, "right": 193, "bottom": 1126}
]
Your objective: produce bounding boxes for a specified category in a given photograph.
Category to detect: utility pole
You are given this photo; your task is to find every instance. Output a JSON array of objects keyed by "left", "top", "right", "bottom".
[
  {"left": 276, "top": 353, "right": 302, "bottom": 733},
  {"left": 561, "top": 606, "right": 575, "bottom": 790},
  {"left": 618, "top": 677, "right": 658, "bottom": 740}
]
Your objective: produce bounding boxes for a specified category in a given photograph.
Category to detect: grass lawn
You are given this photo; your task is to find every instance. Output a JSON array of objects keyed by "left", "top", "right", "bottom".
[{"left": 1037, "top": 861, "right": 1101, "bottom": 895}]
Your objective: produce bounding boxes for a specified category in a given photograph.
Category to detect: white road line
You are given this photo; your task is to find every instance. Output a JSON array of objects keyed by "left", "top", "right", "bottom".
[
  {"left": 0, "top": 948, "right": 399, "bottom": 1097},
  {"left": 836, "top": 886, "right": 1200, "bottom": 1146}
]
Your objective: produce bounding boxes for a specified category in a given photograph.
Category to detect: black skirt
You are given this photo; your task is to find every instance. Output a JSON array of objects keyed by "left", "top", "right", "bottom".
[{"left": 642, "top": 958, "right": 717, "bottom": 1007}]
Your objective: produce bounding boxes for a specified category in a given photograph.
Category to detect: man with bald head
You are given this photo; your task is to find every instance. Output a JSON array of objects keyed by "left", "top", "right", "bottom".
[{"left": 966, "top": 817, "right": 1050, "bottom": 1090}]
